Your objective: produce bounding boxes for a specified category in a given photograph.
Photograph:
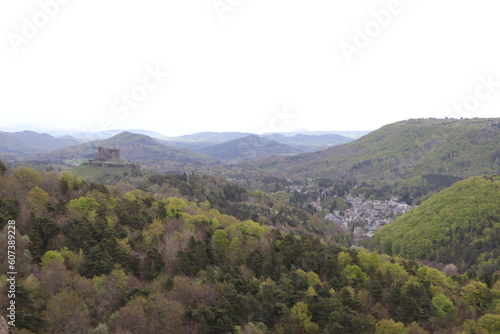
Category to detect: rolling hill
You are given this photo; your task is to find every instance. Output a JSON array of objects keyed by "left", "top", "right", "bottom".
[
  {"left": 245, "top": 118, "right": 500, "bottom": 184},
  {"left": 46, "top": 129, "right": 169, "bottom": 142},
  {"left": 161, "top": 132, "right": 358, "bottom": 152},
  {"left": 0, "top": 130, "right": 79, "bottom": 156},
  {"left": 373, "top": 175, "right": 500, "bottom": 273},
  {"left": 159, "top": 132, "right": 252, "bottom": 150},
  {"left": 28, "top": 132, "right": 216, "bottom": 171},
  {"left": 199, "top": 135, "right": 302, "bottom": 162},
  {"left": 262, "top": 133, "right": 354, "bottom": 152}
]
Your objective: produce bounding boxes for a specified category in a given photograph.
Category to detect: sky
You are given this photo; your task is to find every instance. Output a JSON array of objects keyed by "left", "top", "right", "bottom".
[{"left": 1, "top": 0, "right": 499, "bottom": 136}]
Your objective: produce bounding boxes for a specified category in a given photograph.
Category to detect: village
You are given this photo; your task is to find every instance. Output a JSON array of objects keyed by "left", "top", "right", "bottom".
[{"left": 320, "top": 195, "right": 415, "bottom": 239}]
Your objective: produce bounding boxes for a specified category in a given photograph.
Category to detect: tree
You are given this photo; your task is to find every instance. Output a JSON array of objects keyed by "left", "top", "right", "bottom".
[
  {"left": 290, "top": 302, "right": 320, "bottom": 334},
  {"left": 108, "top": 297, "right": 148, "bottom": 334},
  {"left": 40, "top": 250, "right": 64, "bottom": 268},
  {"left": 28, "top": 216, "right": 60, "bottom": 261},
  {"left": 67, "top": 197, "right": 99, "bottom": 215},
  {"left": 144, "top": 295, "right": 186, "bottom": 333},
  {"left": 0, "top": 160, "right": 7, "bottom": 175},
  {"left": 85, "top": 244, "right": 114, "bottom": 276},
  {"left": 343, "top": 264, "right": 368, "bottom": 285},
  {"left": 460, "top": 281, "right": 492, "bottom": 316},
  {"left": 144, "top": 247, "right": 165, "bottom": 280},
  {"left": 14, "top": 167, "right": 41, "bottom": 189},
  {"left": 93, "top": 268, "right": 128, "bottom": 322},
  {"left": 375, "top": 319, "right": 408, "bottom": 334},
  {"left": 338, "top": 251, "right": 352, "bottom": 267},
  {"left": 477, "top": 314, "right": 500, "bottom": 333},
  {"left": 431, "top": 293, "right": 453, "bottom": 318},
  {"left": 174, "top": 236, "right": 209, "bottom": 276},
  {"left": 43, "top": 289, "right": 91, "bottom": 334},
  {"left": 27, "top": 186, "right": 49, "bottom": 215},
  {"left": 40, "top": 257, "right": 70, "bottom": 297}
]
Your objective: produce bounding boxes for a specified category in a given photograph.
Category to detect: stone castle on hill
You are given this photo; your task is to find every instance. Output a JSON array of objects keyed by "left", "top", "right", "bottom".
[
  {"left": 94, "top": 147, "right": 121, "bottom": 162},
  {"left": 83, "top": 146, "right": 140, "bottom": 169}
]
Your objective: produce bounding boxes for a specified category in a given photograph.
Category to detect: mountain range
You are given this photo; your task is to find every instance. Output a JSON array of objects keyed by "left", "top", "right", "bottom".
[
  {"left": 245, "top": 118, "right": 500, "bottom": 182},
  {"left": 3, "top": 118, "right": 499, "bottom": 193},
  {"left": 0, "top": 130, "right": 358, "bottom": 166},
  {"left": 161, "top": 132, "right": 356, "bottom": 152},
  {"left": 28, "top": 132, "right": 216, "bottom": 172},
  {"left": 199, "top": 135, "right": 302, "bottom": 162},
  {"left": 0, "top": 130, "right": 79, "bottom": 157}
]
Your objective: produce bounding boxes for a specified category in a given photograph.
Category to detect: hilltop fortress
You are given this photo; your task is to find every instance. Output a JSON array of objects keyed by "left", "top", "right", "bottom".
[
  {"left": 83, "top": 146, "right": 140, "bottom": 169},
  {"left": 93, "top": 147, "right": 121, "bottom": 162}
]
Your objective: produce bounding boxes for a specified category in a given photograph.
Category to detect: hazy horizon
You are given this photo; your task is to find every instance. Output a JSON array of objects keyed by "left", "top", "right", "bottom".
[
  {"left": 0, "top": 124, "right": 374, "bottom": 137},
  {"left": 2, "top": 115, "right": 498, "bottom": 138}
]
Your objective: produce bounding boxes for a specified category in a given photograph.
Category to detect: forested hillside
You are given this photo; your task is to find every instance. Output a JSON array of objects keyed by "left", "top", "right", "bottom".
[
  {"left": 199, "top": 135, "right": 301, "bottom": 162},
  {"left": 374, "top": 175, "right": 500, "bottom": 275},
  {"left": 242, "top": 118, "right": 500, "bottom": 201},
  {"left": 0, "top": 164, "right": 499, "bottom": 333}
]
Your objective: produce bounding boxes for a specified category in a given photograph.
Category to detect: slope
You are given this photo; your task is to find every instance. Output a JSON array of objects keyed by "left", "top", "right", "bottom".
[
  {"left": 29, "top": 131, "right": 215, "bottom": 169},
  {"left": 0, "top": 130, "right": 79, "bottom": 156},
  {"left": 159, "top": 132, "right": 252, "bottom": 150},
  {"left": 373, "top": 175, "right": 500, "bottom": 272},
  {"left": 262, "top": 133, "right": 354, "bottom": 152},
  {"left": 244, "top": 118, "right": 500, "bottom": 194},
  {"left": 199, "top": 135, "right": 302, "bottom": 162}
]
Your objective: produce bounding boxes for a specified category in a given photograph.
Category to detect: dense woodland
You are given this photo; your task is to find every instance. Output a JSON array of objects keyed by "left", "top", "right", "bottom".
[
  {"left": 374, "top": 176, "right": 500, "bottom": 274},
  {"left": 0, "top": 163, "right": 499, "bottom": 333}
]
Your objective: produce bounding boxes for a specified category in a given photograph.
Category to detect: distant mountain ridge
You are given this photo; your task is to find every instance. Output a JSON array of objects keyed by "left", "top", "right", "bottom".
[
  {"left": 262, "top": 133, "right": 354, "bottom": 152},
  {"left": 158, "top": 132, "right": 253, "bottom": 150},
  {"left": 3, "top": 128, "right": 360, "bottom": 154},
  {"left": 199, "top": 135, "right": 301, "bottom": 162},
  {"left": 2, "top": 129, "right": 359, "bottom": 169},
  {"left": 28, "top": 132, "right": 216, "bottom": 171},
  {"left": 0, "top": 130, "right": 79, "bottom": 156},
  {"left": 247, "top": 118, "right": 500, "bottom": 181},
  {"left": 162, "top": 132, "right": 356, "bottom": 152},
  {"left": 47, "top": 129, "right": 169, "bottom": 142}
]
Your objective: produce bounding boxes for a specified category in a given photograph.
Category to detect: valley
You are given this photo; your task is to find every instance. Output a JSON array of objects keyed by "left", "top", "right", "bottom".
[{"left": 0, "top": 117, "right": 499, "bottom": 334}]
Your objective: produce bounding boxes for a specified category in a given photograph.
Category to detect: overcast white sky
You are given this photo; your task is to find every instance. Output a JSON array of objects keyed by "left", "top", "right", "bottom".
[{"left": 1, "top": 0, "right": 499, "bottom": 136}]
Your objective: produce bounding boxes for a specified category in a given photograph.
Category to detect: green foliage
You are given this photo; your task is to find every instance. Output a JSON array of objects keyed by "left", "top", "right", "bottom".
[
  {"left": 1, "top": 168, "right": 499, "bottom": 333},
  {"left": 27, "top": 186, "right": 49, "bottom": 214},
  {"left": 14, "top": 167, "right": 41, "bottom": 188},
  {"left": 374, "top": 319, "right": 408, "bottom": 334},
  {"left": 476, "top": 314, "right": 500, "bottom": 333},
  {"left": 464, "top": 314, "right": 500, "bottom": 334},
  {"left": 343, "top": 264, "right": 368, "bottom": 285},
  {"left": 40, "top": 250, "right": 64, "bottom": 267},
  {"left": 375, "top": 175, "right": 500, "bottom": 272},
  {"left": 432, "top": 293, "right": 454, "bottom": 318},
  {"left": 290, "top": 302, "right": 320, "bottom": 334},
  {"left": 68, "top": 196, "right": 99, "bottom": 215},
  {"left": 243, "top": 118, "right": 500, "bottom": 203},
  {"left": 42, "top": 289, "right": 91, "bottom": 334}
]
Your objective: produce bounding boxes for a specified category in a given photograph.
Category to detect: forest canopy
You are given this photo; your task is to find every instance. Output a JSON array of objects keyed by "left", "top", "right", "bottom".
[{"left": 0, "top": 166, "right": 499, "bottom": 333}]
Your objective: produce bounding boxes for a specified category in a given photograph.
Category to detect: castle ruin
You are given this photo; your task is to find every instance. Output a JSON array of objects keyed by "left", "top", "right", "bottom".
[
  {"left": 94, "top": 147, "right": 121, "bottom": 162},
  {"left": 83, "top": 146, "right": 140, "bottom": 169}
]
